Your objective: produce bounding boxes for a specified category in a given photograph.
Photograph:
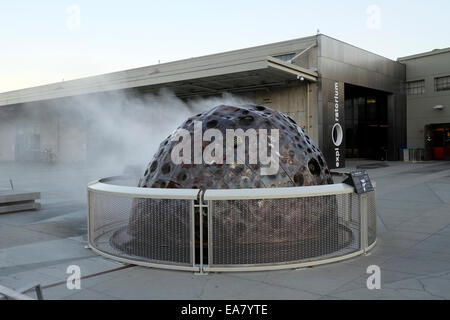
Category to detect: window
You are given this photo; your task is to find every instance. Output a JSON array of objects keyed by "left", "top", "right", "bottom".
[
  {"left": 435, "top": 76, "right": 450, "bottom": 92},
  {"left": 406, "top": 80, "right": 425, "bottom": 95},
  {"left": 273, "top": 53, "right": 296, "bottom": 62}
]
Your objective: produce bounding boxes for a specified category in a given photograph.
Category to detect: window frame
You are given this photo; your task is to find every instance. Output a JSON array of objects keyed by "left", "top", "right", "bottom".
[
  {"left": 406, "top": 79, "right": 425, "bottom": 95},
  {"left": 435, "top": 75, "right": 450, "bottom": 92}
]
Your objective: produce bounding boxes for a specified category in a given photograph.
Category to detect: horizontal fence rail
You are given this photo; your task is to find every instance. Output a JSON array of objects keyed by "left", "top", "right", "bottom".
[{"left": 87, "top": 177, "right": 376, "bottom": 273}]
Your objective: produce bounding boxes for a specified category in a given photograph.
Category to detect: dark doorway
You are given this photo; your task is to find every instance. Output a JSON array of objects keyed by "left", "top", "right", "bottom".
[
  {"left": 425, "top": 123, "right": 450, "bottom": 160},
  {"left": 344, "top": 84, "right": 389, "bottom": 160}
]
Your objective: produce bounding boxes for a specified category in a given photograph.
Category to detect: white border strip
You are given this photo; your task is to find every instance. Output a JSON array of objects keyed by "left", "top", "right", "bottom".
[
  {"left": 88, "top": 181, "right": 200, "bottom": 200},
  {"left": 204, "top": 183, "right": 355, "bottom": 200}
]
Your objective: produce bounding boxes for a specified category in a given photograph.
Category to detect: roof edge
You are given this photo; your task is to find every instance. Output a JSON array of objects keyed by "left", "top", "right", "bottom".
[{"left": 398, "top": 47, "right": 450, "bottom": 61}]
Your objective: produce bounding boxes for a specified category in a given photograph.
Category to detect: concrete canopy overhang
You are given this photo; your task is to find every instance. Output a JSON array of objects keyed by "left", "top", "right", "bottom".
[
  {"left": 0, "top": 56, "right": 317, "bottom": 107},
  {"left": 138, "top": 57, "right": 317, "bottom": 98}
]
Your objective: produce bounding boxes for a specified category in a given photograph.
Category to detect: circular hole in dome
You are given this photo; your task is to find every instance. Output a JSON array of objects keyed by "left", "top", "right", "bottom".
[
  {"left": 255, "top": 106, "right": 265, "bottom": 111},
  {"left": 206, "top": 119, "right": 218, "bottom": 128},
  {"left": 241, "top": 176, "right": 250, "bottom": 186},
  {"left": 280, "top": 125, "right": 286, "bottom": 131},
  {"left": 307, "top": 148, "right": 312, "bottom": 153},
  {"left": 305, "top": 135, "right": 310, "bottom": 141},
  {"left": 308, "top": 158, "right": 321, "bottom": 176},
  {"left": 294, "top": 136, "right": 300, "bottom": 141},
  {"left": 293, "top": 172, "right": 304, "bottom": 186},
  {"left": 177, "top": 171, "right": 187, "bottom": 181},
  {"left": 161, "top": 163, "right": 171, "bottom": 174},
  {"left": 318, "top": 156, "right": 324, "bottom": 167},
  {"left": 242, "top": 110, "right": 249, "bottom": 115},
  {"left": 238, "top": 116, "right": 254, "bottom": 126},
  {"left": 150, "top": 161, "right": 158, "bottom": 172},
  {"left": 144, "top": 169, "right": 149, "bottom": 176}
]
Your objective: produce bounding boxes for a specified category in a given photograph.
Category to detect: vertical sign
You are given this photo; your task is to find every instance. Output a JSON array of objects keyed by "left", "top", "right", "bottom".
[
  {"left": 332, "top": 81, "right": 344, "bottom": 168},
  {"left": 322, "top": 79, "right": 345, "bottom": 169}
]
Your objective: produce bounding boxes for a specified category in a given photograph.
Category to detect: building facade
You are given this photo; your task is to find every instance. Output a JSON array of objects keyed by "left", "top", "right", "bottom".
[
  {"left": 0, "top": 34, "right": 429, "bottom": 169},
  {"left": 399, "top": 48, "right": 450, "bottom": 160}
]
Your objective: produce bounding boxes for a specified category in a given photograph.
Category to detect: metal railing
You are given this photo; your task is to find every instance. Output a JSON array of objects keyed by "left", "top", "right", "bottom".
[{"left": 87, "top": 177, "right": 376, "bottom": 273}]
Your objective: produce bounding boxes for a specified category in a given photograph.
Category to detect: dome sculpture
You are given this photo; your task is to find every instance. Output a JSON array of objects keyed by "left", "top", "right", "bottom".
[
  {"left": 138, "top": 104, "right": 333, "bottom": 189},
  {"left": 111, "top": 105, "right": 342, "bottom": 263}
]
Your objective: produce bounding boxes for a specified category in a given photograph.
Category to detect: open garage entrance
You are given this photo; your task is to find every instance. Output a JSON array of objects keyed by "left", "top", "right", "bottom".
[{"left": 344, "top": 84, "right": 390, "bottom": 160}]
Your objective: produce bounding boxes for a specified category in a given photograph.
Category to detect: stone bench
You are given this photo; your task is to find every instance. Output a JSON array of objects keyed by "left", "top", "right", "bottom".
[{"left": 0, "top": 190, "right": 41, "bottom": 214}]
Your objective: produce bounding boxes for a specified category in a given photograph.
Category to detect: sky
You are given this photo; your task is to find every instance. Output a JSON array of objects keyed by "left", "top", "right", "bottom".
[{"left": 1, "top": 0, "right": 449, "bottom": 93}]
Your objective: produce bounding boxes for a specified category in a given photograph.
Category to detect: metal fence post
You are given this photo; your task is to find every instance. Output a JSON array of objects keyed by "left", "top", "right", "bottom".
[
  {"left": 199, "top": 197, "right": 204, "bottom": 274},
  {"left": 208, "top": 200, "right": 213, "bottom": 269},
  {"left": 87, "top": 188, "right": 92, "bottom": 246},
  {"left": 195, "top": 191, "right": 208, "bottom": 275},
  {"left": 191, "top": 200, "right": 196, "bottom": 268}
]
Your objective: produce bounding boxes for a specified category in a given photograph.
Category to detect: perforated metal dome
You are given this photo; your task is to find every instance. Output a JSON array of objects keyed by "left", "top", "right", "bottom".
[{"left": 138, "top": 104, "right": 333, "bottom": 189}]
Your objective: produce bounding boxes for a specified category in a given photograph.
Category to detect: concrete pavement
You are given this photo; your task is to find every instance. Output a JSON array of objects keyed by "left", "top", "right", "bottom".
[{"left": 1, "top": 160, "right": 450, "bottom": 299}]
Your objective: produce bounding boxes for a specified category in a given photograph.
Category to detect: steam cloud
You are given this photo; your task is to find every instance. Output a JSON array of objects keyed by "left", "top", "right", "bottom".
[
  {"left": 3, "top": 90, "right": 252, "bottom": 200},
  {"left": 72, "top": 89, "right": 252, "bottom": 173}
]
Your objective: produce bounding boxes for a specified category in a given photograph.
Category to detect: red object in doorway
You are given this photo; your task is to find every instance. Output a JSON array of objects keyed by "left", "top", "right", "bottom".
[{"left": 433, "top": 147, "right": 444, "bottom": 160}]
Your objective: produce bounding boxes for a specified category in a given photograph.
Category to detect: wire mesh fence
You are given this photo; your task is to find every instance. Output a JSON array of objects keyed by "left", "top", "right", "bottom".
[{"left": 88, "top": 177, "right": 377, "bottom": 273}]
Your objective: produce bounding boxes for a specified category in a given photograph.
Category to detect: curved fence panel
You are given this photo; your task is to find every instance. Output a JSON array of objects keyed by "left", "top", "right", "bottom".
[
  {"left": 206, "top": 193, "right": 360, "bottom": 267},
  {"left": 88, "top": 179, "right": 200, "bottom": 272}
]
